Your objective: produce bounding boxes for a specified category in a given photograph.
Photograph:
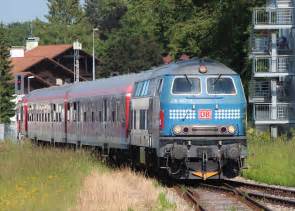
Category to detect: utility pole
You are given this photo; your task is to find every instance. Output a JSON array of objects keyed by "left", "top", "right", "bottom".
[
  {"left": 73, "top": 41, "right": 82, "bottom": 83},
  {"left": 92, "top": 28, "right": 98, "bottom": 81}
]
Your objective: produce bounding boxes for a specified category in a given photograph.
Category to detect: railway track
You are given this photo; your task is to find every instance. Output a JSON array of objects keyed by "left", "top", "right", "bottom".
[
  {"left": 225, "top": 180, "right": 295, "bottom": 210},
  {"left": 174, "top": 180, "right": 295, "bottom": 210},
  {"left": 174, "top": 185, "right": 206, "bottom": 211},
  {"left": 174, "top": 183, "right": 266, "bottom": 210},
  {"left": 225, "top": 179, "right": 295, "bottom": 199}
]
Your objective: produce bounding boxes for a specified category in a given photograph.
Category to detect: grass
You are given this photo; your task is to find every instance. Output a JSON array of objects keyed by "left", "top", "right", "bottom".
[
  {"left": 0, "top": 140, "right": 99, "bottom": 211},
  {"left": 73, "top": 168, "right": 176, "bottom": 211},
  {"left": 242, "top": 129, "right": 295, "bottom": 187},
  {"left": 0, "top": 141, "right": 177, "bottom": 211},
  {"left": 156, "top": 192, "right": 177, "bottom": 211}
]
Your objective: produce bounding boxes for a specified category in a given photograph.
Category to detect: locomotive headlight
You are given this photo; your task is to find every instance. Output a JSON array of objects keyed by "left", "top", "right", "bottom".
[
  {"left": 228, "top": 125, "right": 236, "bottom": 134},
  {"left": 173, "top": 125, "right": 182, "bottom": 134}
]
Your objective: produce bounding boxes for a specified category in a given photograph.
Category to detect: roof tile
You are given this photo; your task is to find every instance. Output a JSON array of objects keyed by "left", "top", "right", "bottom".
[{"left": 10, "top": 44, "right": 72, "bottom": 75}]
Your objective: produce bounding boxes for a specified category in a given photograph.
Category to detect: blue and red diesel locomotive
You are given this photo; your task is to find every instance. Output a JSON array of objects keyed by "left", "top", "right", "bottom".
[{"left": 16, "top": 58, "right": 247, "bottom": 180}]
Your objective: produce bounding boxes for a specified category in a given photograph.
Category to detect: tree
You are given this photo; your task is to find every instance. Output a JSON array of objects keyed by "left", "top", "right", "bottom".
[
  {"left": 47, "top": 0, "right": 83, "bottom": 25},
  {"left": 0, "top": 27, "right": 15, "bottom": 123},
  {"left": 84, "top": 0, "right": 127, "bottom": 40},
  {"left": 97, "top": 30, "right": 162, "bottom": 77},
  {"left": 32, "top": 0, "right": 94, "bottom": 52},
  {"left": 4, "top": 22, "right": 32, "bottom": 46}
]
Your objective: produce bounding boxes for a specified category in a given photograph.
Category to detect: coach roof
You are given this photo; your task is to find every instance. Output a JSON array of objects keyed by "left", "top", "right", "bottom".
[{"left": 26, "top": 58, "right": 238, "bottom": 101}]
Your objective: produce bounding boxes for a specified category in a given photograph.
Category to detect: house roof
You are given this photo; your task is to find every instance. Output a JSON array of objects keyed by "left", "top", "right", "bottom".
[{"left": 11, "top": 44, "right": 72, "bottom": 75}]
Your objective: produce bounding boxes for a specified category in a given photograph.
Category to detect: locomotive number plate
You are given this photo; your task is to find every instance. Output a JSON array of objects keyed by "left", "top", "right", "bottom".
[{"left": 198, "top": 109, "right": 212, "bottom": 120}]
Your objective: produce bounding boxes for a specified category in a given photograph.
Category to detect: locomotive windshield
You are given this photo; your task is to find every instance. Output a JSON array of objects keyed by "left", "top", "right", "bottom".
[
  {"left": 207, "top": 77, "right": 236, "bottom": 95},
  {"left": 172, "top": 76, "right": 201, "bottom": 94}
]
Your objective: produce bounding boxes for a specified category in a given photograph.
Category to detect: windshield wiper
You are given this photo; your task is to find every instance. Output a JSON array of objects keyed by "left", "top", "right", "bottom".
[
  {"left": 184, "top": 74, "right": 192, "bottom": 87},
  {"left": 213, "top": 74, "right": 222, "bottom": 86}
]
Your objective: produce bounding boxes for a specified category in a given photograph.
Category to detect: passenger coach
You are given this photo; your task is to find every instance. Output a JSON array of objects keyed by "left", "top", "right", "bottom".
[{"left": 16, "top": 59, "right": 247, "bottom": 180}]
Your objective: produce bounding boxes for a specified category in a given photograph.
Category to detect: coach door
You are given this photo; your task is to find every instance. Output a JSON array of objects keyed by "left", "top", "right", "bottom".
[
  {"left": 130, "top": 97, "right": 151, "bottom": 147},
  {"left": 130, "top": 80, "right": 153, "bottom": 147}
]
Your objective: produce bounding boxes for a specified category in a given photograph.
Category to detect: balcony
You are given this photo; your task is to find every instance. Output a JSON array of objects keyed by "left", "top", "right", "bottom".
[
  {"left": 249, "top": 80, "right": 271, "bottom": 102},
  {"left": 253, "top": 7, "right": 294, "bottom": 29},
  {"left": 254, "top": 103, "right": 295, "bottom": 124},
  {"left": 249, "top": 80, "right": 289, "bottom": 102},
  {"left": 251, "top": 36, "right": 270, "bottom": 54},
  {"left": 252, "top": 55, "right": 295, "bottom": 77}
]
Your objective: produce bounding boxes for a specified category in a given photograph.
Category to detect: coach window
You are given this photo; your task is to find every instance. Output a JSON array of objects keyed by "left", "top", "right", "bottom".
[
  {"left": 77, "top": 102, "right": 80, "bottom": 122},
  {"left": 112, "top": 110, "right": 115, "bottom": 122},
  {"left": 116, "top": 102, "right": 120, "bottom": 121},
  {"left": 103, "top": 99, "right": 108, "bottom": 122},
  {"left": 91, "top": 112, "right": 94, "bottom": 122},
  {"left": 156, "top": 79, "right": 163, "bottom": 95},
  {"left": 98, "top": 111, "right": 102, "bottom": 122},
  {"left": 142, "top": 80, "right": 150, "bottom": 96},
  {"left": 135, "top": 82, "right": 144, "bottom": 96},
  {"left": 67, "top": 103, "right": 71, "bottom": 121},
  {"left": 139, "top": 110, "right": 146, "bottom": 130},
  {"left": 83, "top": 112, "right": 87, "bottom": 122},
  {"left": 135, "top": 80, "right": 151, "bottom": 97},
  {"left": 73, "top": 102, "right": 77, "bottom": 121},
  {"left": 133, "top": 110, "right": 137, "bottom": 129}
]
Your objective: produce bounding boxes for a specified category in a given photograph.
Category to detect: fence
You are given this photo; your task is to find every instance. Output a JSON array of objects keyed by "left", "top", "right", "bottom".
[
  {"left": 253, "top": 8, "right": 294, "bottom": 26},
  {"left": 0, "top": 123, "right": 17, "bottom": 141},
  {"left": 249, "top": 80, "right": 270, "bottom": 101},
  {"left": 254, "top": 103, "right": 295, "bottom": 121},
  {"left": 253, "top": 55, "right": 295, "bottom": 74}
]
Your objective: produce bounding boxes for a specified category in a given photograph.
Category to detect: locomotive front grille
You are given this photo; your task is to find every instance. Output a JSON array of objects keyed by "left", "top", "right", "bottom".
[
  {"left": 192, "top": 127, "right": 218, "bottom": 132},
  {"left": 174, "top": 125, "right": 234, "bottom": 136}
]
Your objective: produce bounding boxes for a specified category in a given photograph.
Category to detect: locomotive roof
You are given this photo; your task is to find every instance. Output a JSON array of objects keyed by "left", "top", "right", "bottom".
[
  {"left": 148, "top": 58, "right": 238, "bottom": 77},
  {"left": 26, "top": 58, "right": 238, "bottom": 101}
]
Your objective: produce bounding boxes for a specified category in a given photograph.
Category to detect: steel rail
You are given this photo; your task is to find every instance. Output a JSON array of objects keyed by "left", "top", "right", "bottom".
[
  {"left": 246, "top": 191, "right": 295, "bottom": 207},
  {"left": 225, "top": 179, "right": 295, "bottom": 198},
  {"left": 200, "top": 183, "right": 271, "bottom": 211},
  {"left": 174, "top": 185, "right": 206, "bottom": 211}
]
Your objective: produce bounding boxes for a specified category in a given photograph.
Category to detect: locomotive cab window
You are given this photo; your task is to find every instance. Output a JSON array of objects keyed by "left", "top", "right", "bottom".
[
  {"left": 207, "top": 77, "right": 236, "bottom": 95},
  {"left": 172, "top": 76, "right": 201, "bottom": 94}
]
